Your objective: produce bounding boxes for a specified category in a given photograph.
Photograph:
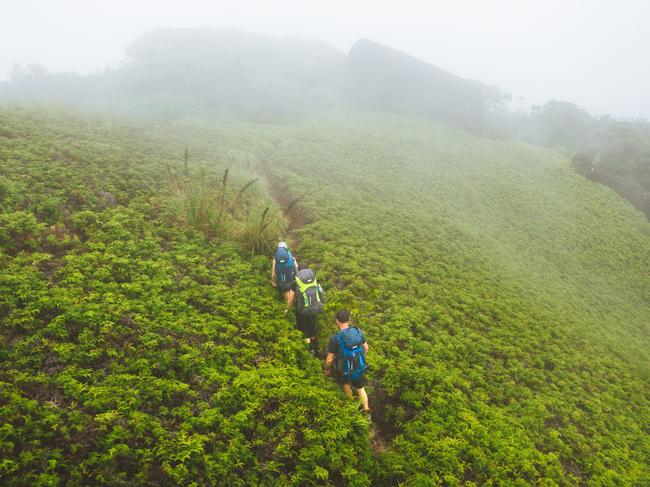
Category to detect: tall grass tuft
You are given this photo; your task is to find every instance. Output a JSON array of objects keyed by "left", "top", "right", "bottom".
[
  {"left": 229, "top": 178, "right": 259, "bottom": 214},
  {"left": 240, "top": 205, "right": 286, "bottom": 256},
  {"left": 165, "top": 153, "right": 280, "bottom": 254},
  {"left": 165, "top": 177, "right": 224, "bottom": 235}
]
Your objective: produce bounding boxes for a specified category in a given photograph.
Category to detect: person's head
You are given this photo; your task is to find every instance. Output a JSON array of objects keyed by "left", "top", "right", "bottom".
[
  {"left": 277, "top": 241, "right": 288, "bottom": 249},
  {"left": 335, "top": 309, "right": 350, "bottom": 327}
]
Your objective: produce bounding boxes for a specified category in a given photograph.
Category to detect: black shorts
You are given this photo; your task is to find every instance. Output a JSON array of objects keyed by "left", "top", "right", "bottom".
[
  {"left": 296, "top": 313, "right": 317, "bottom": 338},
  {"left": 277, "top": 282, "right": 295, "bottom": 294},
  {"left": 337, "top": 373, "right": 366, "bottom": 389}
]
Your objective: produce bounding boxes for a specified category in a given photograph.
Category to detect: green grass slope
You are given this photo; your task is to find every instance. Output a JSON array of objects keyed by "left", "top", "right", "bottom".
[
  {"left": 0, "top": 109, "right": 372, "bottom": 486},
  {"left": 262, "top": 110, "right": 650, "bottom": 484},
  {"left": 1, "top": 107, "right": 649, "bottom": 485}
]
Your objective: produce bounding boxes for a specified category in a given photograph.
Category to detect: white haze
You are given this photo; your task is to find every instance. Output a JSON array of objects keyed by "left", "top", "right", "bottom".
[{"left": 1, "top": 0, "right": 649, "bottom": 119}]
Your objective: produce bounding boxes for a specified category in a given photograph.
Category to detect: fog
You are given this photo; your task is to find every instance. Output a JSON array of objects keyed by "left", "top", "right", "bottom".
[{"left": 1, "top": 0, "right": 649, "bottom": 118}]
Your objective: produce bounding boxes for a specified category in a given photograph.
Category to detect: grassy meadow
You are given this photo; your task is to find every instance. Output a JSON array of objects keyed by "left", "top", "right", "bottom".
[
  {"left": 262, "top": 110, "right": 650, "bottom": 484},
  {"left": 1, "top": 107, "right": 648, "bottom": 485}
]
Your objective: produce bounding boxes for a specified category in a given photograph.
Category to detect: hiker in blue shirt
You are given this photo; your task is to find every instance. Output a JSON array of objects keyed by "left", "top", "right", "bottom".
[
  {"left": 324, "top": 309, "right": 370, "bottom": 413},
  {"left": 271, "top": 241, "right": 299, "bottom": 314}
]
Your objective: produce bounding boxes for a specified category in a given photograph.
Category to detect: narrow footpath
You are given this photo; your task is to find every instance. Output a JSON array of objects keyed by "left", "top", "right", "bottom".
[
  {"left": 256, "top": 147, "right": 308, "bottom": 249},
  {"left": 256, "top": 148, "right": 391, "bottom": 454}
]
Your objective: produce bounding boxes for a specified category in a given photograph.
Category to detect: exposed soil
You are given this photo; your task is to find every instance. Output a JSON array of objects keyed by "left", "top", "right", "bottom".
[
  {"left": 257, "top": 149, "right": 311, "bottom": 250},
  {"left": 367, "top": 382, "right": 400, "bottom": 453}
]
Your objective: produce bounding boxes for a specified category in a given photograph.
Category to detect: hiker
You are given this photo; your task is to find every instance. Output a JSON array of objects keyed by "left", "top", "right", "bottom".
[
  {"left": 271, "top": 241, "right": 299, "bottom": 314},
  {"left": 294, "top": 266, "right": 324, "bottom": 355},
  {"left": 324, "top": 309, "right": 370, "bottom": 413}
]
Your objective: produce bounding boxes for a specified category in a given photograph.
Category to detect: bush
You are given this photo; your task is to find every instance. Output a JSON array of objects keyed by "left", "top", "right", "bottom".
[{"left": 0, "top": 211, "right": 44, "bottom": 254}]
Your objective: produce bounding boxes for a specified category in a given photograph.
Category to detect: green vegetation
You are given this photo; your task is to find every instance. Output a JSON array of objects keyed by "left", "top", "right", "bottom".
[
  {"left": 511, "top": 100, "right": 650, "bottom": 217},
  {"left": 1, "top": 107, "right": 649, "bottom": 485},
  {"left": 164, "top": 163, "right": 285, "bottom": 254},
  {"left": 264, "top": 110, "right": 650, "bottom": 484},
  {"left": 0, "top": 108, "right": 370, "bottom": 485}
]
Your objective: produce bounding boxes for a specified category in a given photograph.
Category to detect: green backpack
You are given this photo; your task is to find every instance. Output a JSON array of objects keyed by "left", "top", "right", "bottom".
[{"left": 295, "top": 269, "right": 324, "bottom": 316}]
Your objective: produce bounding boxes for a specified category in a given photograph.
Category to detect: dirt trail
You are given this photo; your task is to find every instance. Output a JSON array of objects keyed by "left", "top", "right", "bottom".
[
  {"left": 367, "top": 382, "right": 398, "bottom": 453},
  {"left": 257, "top": 149, "right": 309, "bottom": 250},
  {"left": 257, "top": 148, "right": 392, "bottom": 455}
]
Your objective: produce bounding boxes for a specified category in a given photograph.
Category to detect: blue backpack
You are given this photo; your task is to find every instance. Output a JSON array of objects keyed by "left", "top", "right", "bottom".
[
  {"left": 274, "top": 247, "right": 295, "bottom": 287},
  {"left": 337, "top": 327, "right": 367, "bottom": 381}
]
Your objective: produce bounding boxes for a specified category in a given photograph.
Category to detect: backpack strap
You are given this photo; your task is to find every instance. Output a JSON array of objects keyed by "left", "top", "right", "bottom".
[
  {"left": 295, "top": 274, "right": 307, "bottom": 292},
  {"left": 336, "top": 331, "right": 346, "bottom": 351},
  {"left": 336, "top": 332, "right": 349, "bottom": 369}
]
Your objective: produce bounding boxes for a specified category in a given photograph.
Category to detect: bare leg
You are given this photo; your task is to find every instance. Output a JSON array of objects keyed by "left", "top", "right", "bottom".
[
  {"left": 282, "top": 290, "right": 295, "bottom": 314},
  {"left": 356, "top": 387, "right": 370, "bottom": 412},
  {"left": 341, "top": 382, "right": 353, "bottom": 397}
]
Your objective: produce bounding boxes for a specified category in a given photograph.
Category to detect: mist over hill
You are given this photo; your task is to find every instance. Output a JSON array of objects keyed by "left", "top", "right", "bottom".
[
  {"left": 1, "top": 28, "right": 346, "bottom": 120},
  {"left": 1, "top": 27, "right": 649, "bottom": 219},
  {"left": 342, "top": 39, "right": 504, "bottom": 132},
  {"left": 1, "top": 28, "right": 504, "bottom": 129},
  {"left": 122, "top": 28, "right": 345, "bottom": 117}
]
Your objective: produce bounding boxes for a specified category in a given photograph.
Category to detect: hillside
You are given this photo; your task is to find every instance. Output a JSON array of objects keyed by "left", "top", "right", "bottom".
[
  {"left": 0, "top": 109, "right": 371, "bottom": 485},
  {"left": 1, "top": 108, "right": 649, "bottom": 485},
  {"left": 263, "top": 110, "right": 650, "bottom": 484},
  {"left": 342, "top": 40, "right": 500, "bottom": 131}
]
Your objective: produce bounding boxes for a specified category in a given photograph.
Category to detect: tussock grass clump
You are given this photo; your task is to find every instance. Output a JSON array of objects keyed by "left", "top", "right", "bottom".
[
  {"left": 239, "top": 205, "right": 287, "bottom": 256},
  {"left": 164, "top": 154, "right": 283, "bottom": 253},
  {"left": 165, "top": 172, "right": 223, "bottom": 234}
]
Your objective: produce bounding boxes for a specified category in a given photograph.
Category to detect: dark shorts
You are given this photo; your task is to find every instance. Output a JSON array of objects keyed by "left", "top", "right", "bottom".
[
  {"left": 337, "top": 373, "right": 366, "bottom": 389},
  {"left": 296, "top": 313, "right": 317, "bottom": 338},
  {"left": 277, "top": 281, "right": 295, "bottom": 295}
]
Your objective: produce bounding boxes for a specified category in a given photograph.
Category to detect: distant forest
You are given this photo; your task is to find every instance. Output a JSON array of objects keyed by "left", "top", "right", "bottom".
[
  {"left": 0, "top": 29, "right": 344, "bottom": 120},
  {"left": 1, "top": 27, "right": 648, "bottom": 217},
  {"left": 511, "top": 101, "right": 650, "bottom": 217}
]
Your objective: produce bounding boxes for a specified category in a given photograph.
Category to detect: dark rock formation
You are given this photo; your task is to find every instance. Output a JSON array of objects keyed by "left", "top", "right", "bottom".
[{"left": 342, "top": 39, "right": 500, "bottom": 131}]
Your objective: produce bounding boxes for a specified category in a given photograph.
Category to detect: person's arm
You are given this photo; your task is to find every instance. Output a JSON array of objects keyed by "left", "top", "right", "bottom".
[
  {"left": 324, "top": 352, "right": 335, "bottom": 376},
  {"left": 360, "top": 331, "right": 369, "bottom": 353},
  {"left": 271, "top": 259, "right": 277, "bottom": 287}
]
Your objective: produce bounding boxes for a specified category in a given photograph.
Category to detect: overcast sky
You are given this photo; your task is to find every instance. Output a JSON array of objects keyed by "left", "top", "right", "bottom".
[{"left": 1, "top": 0, "right": 648, "bottom": 118}]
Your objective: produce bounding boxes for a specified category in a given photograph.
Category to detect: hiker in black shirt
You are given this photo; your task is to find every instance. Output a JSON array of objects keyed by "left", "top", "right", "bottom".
[
  {"left": 324, "top": 309, "right": 370, "bottom": 413},
  {"left": 294, "top": 267, "right": 324, "bottom": 355}
]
